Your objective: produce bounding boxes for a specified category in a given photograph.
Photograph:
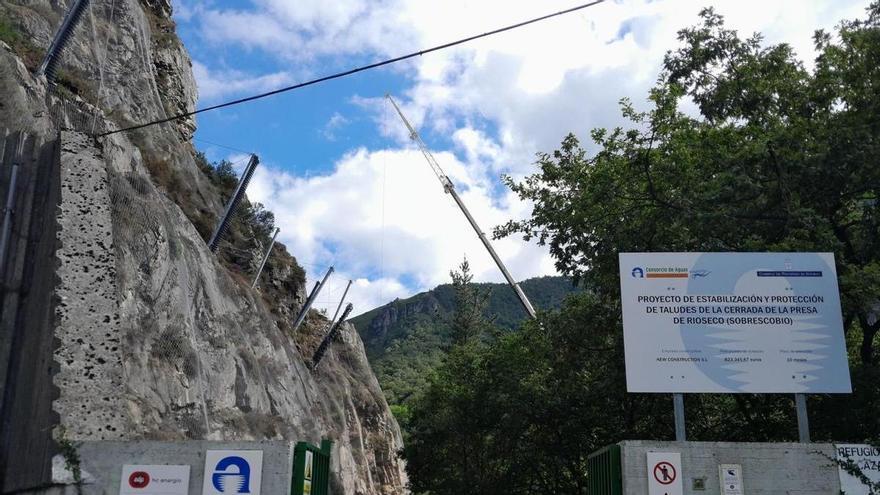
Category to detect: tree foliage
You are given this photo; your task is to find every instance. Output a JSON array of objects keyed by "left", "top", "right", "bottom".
[
  {"left": 349, "top": 276, "right": 577, "bottom": 410},
  {"left": 496, "top": 5, "right": 880, "bottom": 364},
  {"left": 449, "top": 258, "right": 494, "bottom": 345},
  {"left": 404, "top": 6, "right": 880, "bottom": 494}
]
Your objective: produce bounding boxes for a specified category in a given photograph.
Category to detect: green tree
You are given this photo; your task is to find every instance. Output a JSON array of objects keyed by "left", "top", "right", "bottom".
[
  {"left": 403, "top": 261, "right": 508, "bottom": 494},
  {"left": 449, "top": 258, "right": 493, "bottom": 346},
  {"left": 404, "top": 7, "right": 880, "bottom": 494},
  {"left": 494, "top": 0, "right": 880, "bottom": 449},
  {"left": 497, "top": 6, "right": 880, "bottom": 365}
]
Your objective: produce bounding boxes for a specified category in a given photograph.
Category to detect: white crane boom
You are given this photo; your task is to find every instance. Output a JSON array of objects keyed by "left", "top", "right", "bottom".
[{"left": 385, "top": 94, "right": 537, "bottom": 319}]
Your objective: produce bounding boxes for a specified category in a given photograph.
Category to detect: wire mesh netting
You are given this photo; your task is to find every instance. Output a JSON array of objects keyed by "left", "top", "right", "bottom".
[{"left": 108, "top": 167, "right": 214, "bottom": 438}]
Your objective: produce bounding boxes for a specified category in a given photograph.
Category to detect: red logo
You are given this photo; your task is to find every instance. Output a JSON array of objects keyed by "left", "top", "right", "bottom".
[
  {"left": 129, "top": 471, "right": 150, "bottom": 489},
  {"left": 653, "top": 461, "right": 676, "bottom": 485}
]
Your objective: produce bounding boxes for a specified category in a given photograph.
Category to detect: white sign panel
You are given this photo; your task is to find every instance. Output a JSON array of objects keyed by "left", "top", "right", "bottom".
[
  {"left": 120, "top": 465, "right": 189, "bottom": 495},
  {"left": 303, "top": 450, "right": 314, "bottom": 495},
  {"left": 619, "top": 252, "right": 852, "bottom": 393},
  {"left": 836, "top": 444, "right": 880, "bottom": 495},
  {"left": 647, "top": 452, "right": 683, "bottom": 495},
  {"left": 719, "top": 464, "right": 743, "bottom": 495},
  {"left": 202, "top": 450, "right": 263, "bottom": 495}
]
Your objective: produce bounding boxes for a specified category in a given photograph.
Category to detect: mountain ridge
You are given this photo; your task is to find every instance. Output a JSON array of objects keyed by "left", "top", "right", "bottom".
[{"left": 351, "top": 275, "right": 579, "bottom": 406}]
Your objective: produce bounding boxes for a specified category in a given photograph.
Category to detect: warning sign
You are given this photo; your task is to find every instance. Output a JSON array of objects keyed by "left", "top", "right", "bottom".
[
  {"left": 719, "top": 464, "right": 743, "bottom": 495},
  {"left": 647, "top": 452, "right": 683, "bottom": 495},
  {"left": 654, "top": 462, "right": 676, "bottom": 484}
]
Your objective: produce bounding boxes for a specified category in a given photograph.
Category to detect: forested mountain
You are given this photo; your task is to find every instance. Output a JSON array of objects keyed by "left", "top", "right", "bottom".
[{"left": 350, "top": 276, "right": 579, "bottom": 405}]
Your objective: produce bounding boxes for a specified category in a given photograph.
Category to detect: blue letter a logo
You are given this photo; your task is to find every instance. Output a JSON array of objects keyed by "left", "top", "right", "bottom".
[{"left": 212, "top": 456, "right": 251, "bottom": 493}]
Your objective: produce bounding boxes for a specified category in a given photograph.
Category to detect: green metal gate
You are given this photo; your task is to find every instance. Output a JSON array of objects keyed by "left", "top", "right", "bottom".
[
  {"left": 587, "top": 443, "right": 622, "bottom": 495},
  {"left": 291, "top": 439, "right": 332, "bottom": 495}
]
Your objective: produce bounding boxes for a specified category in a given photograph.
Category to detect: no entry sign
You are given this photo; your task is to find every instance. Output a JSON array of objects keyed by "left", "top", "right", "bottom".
[{"left": 647, "top": 452, "right": 683, "bottom": 495}]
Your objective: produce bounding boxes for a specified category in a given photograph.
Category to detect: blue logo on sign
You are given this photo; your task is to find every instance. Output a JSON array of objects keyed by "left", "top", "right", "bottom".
[
  {"left": 691, "top": 269, "right": 711, "bottom": 278},
  {"left": 212, "top": 456, "right": 251, "bottom": 493},
  {"left": 632, "top": 267, "right": 644, "bottom": 278}
]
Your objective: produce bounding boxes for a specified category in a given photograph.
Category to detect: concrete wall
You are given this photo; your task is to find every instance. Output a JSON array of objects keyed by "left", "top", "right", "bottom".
[
  {"left": 620, "top": 440, "right": 840, "bottom": 494},
  {"left": 22, "top": 440, "right": 295, "bottom": 495},
  {"left": 53, "top": 131, "right": 127, "bottom": 440}
]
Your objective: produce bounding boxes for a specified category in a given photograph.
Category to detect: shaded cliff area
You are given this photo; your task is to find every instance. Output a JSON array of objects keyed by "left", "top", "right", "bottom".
[{"left": 0, "top": 0, "right": 406, "bottom": 493}]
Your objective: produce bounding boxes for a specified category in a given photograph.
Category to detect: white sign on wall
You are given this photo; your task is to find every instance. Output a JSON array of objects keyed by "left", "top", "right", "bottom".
[
  {"left": 303, "top": 450, "right": 314, "bottom": 495},
  {"left": 719, "top": 464, "right": 743, "bottom": 495},
  {"left": 202, "top": 450, "right": 263, "bottom": 495},
  {"left": 836, "top": 444, "right": 880, "bottom": 495},
  {"left": 619, "top": 252, "right": 852, "bottom": 393},
  {"left": 120, "top": 465, "right": 189, "bottom": 495},
  {"left": 647, "top": 452, "right": 683, "bottom": 495}
]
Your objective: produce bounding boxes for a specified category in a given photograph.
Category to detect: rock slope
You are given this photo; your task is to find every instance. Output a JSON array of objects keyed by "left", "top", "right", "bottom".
[{"left": 0, "top": 0, "right": 406, "bottom": 492}]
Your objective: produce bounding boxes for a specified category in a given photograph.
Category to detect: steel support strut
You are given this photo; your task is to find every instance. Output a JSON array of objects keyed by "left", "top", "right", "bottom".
[{"left": 208, "top": 155, "right": 259, "bottom": 252}]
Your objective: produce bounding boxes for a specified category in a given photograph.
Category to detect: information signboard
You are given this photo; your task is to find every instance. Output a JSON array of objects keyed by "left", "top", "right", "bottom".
[
  {"left": 836, "top": 444, "right": 880, "bottom": 495},
  {"left": 619, "top": 252, "right": 851, "bottom": 393}
]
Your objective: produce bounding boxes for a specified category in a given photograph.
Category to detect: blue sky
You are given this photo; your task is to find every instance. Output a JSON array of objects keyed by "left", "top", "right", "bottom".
[{"left": 172, "top": 0, "right": 867, "bottom": 314}]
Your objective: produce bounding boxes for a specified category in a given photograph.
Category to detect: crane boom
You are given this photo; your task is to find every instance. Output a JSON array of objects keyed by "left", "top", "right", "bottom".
[{"left": 385, "top": 94, "right": 537, "bottom": 319}]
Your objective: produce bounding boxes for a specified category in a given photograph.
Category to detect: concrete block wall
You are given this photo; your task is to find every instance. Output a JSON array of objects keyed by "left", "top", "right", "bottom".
[
  {"left": 619, "top": 440, "right": 840, "bottom": 494},
  {"left": 53, "top": 131, "right": 127, "bottom": 440},
  {"left": 21, "top": 440, "right": 295, "bottom": 495}
]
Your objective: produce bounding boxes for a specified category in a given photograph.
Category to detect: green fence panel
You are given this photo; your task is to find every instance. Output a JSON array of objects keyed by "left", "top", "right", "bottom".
[
  {"left": 291, "top": 439, "right": 332, "bottom": 495},
  {"left": 586, "top": 443, "right": 622, "bottom": 495}
]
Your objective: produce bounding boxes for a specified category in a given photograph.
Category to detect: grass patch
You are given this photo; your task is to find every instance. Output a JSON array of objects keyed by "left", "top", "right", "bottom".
[
  {"left": 144, "top": 7, "right": 178, "bottom": 50},
  {"left": 0, "top": 10, "right": 43, "bottom": 70},
  {"left": 54, "top": 67, "right": 99, "bottom": 104}
]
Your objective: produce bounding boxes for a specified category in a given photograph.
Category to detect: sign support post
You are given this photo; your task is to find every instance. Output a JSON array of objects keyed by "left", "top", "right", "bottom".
[
  {"left": 673, "top": 393, "right": 686, "bottom": 441},
  {"left": 795, "top": 393, "right": 810, "bottom": 442}
]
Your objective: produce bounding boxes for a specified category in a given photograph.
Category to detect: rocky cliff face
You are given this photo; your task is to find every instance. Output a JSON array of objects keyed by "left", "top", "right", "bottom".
[
  {"left": 364, "top": 294, "right": 442, "bottom": 346},
  {"left": 0, "top": 0, "right": 406, "bottom": 493}
]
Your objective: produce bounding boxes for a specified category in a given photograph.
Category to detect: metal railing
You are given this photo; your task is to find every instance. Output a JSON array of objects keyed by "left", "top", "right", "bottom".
[
  {"left": 291, "top": 439, "right": 332, "bottom": 495},
  {"left": 587, "top": 443, "right": 622, "bottom": 495}
]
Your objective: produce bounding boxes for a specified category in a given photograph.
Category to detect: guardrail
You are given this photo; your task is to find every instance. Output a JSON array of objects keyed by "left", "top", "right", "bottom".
[{"left": 291, "top": 439, "right": 332, "bottom": 495}]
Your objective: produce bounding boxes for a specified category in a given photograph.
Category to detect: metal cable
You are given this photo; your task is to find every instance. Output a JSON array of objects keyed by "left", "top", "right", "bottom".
[{"left": 98, "top": 0, "right": 607, "bottom": 137}]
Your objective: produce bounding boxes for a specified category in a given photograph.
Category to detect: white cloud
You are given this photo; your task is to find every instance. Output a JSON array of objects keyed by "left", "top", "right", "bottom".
[
  {"left": 192, "top": 60, "right": 294, "bottom": 101},
  {"left": 243, "top": 147, "right": 553, "bottom": 315},
  {"left": 190, "top": 0, "right": 869, "bottom": 310},
  {"left": 198, "top": 0, "right": 417, "bottom": 62},
  {"left": 321, "top": 112, "right": 350, "bottom": 141},
  {"left": 388, "top": 0, "right": 867, "bottom": 169},
  {"left": 312, "top": 275, "right": 410, "bottom": 319}
]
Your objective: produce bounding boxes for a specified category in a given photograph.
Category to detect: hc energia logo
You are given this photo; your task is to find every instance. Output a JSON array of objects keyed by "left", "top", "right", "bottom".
[
  {"left": 128, "top": 471, "right": 150, "bottom": 489},
  {"left": 212, "top": 456, "right": 252, "bottom": 494},
  {"left": 631, "top": 267, "right": 644, "bottom": 278}
]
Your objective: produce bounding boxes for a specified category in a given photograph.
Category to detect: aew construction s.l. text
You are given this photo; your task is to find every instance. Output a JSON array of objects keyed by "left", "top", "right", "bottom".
[{"left": 619, "top": 252, "right": 851, "bottom": 393}]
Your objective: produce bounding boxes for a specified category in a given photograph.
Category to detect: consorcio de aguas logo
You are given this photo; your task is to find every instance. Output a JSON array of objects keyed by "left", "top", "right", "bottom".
[
  {"left": 632, "top": 266, "right": 689, "bottom": 279},
  {"left": 212, "top": 456, "right": 252, "bottom": 494}
]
